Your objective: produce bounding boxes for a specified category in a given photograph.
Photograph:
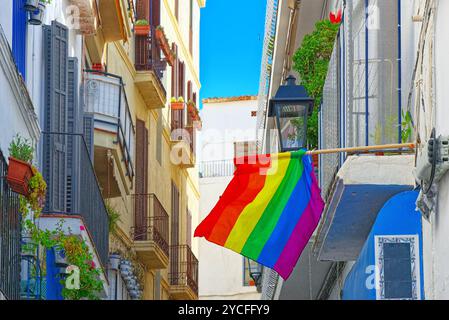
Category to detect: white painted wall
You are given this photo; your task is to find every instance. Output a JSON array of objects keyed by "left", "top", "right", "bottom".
[
  {"left": 421, "top": 0, "right": 449, "bottom": 300},
  {"left": 199, "top": 98, "right": 258, "bottom": 163},
  {"left": 198, "top": 98, "right": 260, "bottom": 300},
  {"left": 199, "top": 177, "right": 261, "bottom": 300}
]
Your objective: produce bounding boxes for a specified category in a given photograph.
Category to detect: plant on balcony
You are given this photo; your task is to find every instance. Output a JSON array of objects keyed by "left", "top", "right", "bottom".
[
  {"left": 7, "top": 135, "right": 35, "bottom": 197},
  {"left": 106, "top": 202, "right": 121, "bottom": 234},
  {"left": 187, "top": 100, "right": 201, "bottom": 123},
  {"left": 23, "top": 219, "right": 104, "bottom": 300},
  {"left": 171, "top": 97, "right": 185, "bottom": 110},
  {"left": 156, "top": 26, "right": 176, "bottom": 66},
  {"left": 134, "top": 19, "right": 150, "bottom": 36},
  {"left": 292, "top": 19, "right": 340, "bottom": 149}
]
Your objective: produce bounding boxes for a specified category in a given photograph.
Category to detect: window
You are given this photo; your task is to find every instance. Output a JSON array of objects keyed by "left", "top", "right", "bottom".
[
  {"left": 156, "top": 111, "right": 162, "bottom": 165},
  {"left": 174, "top": 0, "right": 179, "bottom": 20},
  {"left": 234, "top": 141, "right": 257, "bottom": 158},
  {"left": 243, "top": 258, "right": 261, "bottom": 287},
  {"left": 374, "top": 235, "right": 421, "bottom": 300}
]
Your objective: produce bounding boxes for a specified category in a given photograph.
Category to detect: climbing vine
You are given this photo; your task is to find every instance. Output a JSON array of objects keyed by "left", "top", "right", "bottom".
[{"left": 292, "top": 19, "right": 340, "bottom": 149}]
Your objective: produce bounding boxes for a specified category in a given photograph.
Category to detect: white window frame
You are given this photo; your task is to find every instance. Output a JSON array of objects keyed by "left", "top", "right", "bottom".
[{"left": 374, "top": 235, "right": 421, "bottom": 300}]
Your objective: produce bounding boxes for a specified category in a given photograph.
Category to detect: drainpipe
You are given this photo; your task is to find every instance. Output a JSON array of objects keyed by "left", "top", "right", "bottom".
[{"left": 398, "top": 0, "right": 402, "bottom": 144}]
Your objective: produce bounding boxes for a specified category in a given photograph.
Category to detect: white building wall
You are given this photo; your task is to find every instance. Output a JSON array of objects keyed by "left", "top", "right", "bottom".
[
  {"left": 421, "top": 0, "right": 449, "bottom": 300},
  {"left": 199, "top": 99, "right": 258, "bottom": 163},
  {"left": 198, "top": 97, "right": 260, "bottom": 300}
]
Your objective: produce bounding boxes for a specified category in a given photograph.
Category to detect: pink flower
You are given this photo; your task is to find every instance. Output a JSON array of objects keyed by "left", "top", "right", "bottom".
[
  {"left": 90, "top": 261, "right": 96, "bottom": 268},
  {"left": 80, "top": 225, "right": 85, "bottom": 231}
]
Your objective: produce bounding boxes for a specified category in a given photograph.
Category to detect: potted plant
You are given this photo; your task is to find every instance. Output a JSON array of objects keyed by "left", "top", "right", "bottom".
[
  {"left": 171, "top": 97, "right": 185, "bottom": 110},
  {"left": 155, "top": 26, "right": 165, "bottom": 42},
  {"left": 28, "top": 1, "right": 47, "bottom": 26},
  {"left": 134, "top": 19, "right": 150, "bottom": 36},
  {"left": 24, "top": 0, "right": 40, "bottom": 12},
  {"left": 7, "top": 135, "right": 34, "bottom": 196}
]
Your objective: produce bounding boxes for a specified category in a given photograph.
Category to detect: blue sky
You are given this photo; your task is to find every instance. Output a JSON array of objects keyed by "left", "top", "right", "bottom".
[{"left": 200, "top": 0, "right": 266, "bottom": 105}]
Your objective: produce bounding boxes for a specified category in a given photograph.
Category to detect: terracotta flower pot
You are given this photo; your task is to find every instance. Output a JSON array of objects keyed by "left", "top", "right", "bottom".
[
  {"left": 7, "top": 157, "right": 33, "bottom": 196},
  {"left": 171, "top": 101, "right": 185, "bottom": 110},
  {"left": 134, "top": 25, "right": 150, "bottom": 36}
]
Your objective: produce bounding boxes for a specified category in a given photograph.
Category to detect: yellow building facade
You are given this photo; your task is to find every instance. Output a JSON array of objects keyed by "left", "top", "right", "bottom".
[{"left": 81, "top": 0, "right": 204, "bottom": 300}]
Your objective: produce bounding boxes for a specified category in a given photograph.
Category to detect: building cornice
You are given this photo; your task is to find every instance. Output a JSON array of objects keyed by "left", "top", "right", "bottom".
[
  {"left": 0, "top": 26, "right": 40, "bottom": 144},
  {"left": 162, "top": 0, "right": 201, "bottom": 89},
  {"left": 202, "top": 95, "right": 258, "bottom": 104}
]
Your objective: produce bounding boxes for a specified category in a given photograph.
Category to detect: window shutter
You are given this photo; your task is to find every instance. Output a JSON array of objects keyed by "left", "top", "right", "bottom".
[
  {"left": 151, "top": 0, "right": 161, "bottom": 26},
  {"left": 175, "top": 0, "right": 179, "bottom": 20},
  {"left": 187, "top": 81, "right": 192, "bottom": 102},
  {"left": 135, "top": 120, "right": 148, "bottom": 240},
  {"left": 67, "top": 57, "right": 81, "bottom": 214},
  {"left": 136, "top": 0, "right": 150, "bottom": 20},
  {"left": 43, "top": 21, "right": 69, "bottom": 213},
  {"left": 187, "top": 209, "right": 192, "bottom": 247},
  {"left": 83, "top": 114, "right": 95, "bottom": 160}
]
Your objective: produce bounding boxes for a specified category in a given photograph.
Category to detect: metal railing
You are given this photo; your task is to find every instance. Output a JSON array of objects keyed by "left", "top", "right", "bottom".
[
  {"left": 169, "top": 245, "right": 198, "bottom": 296},
  {"left": 0, "top": 151, "right": 21, "bottom": 300},
  {"left": 135, "top": 25, "right": 167, "bottom": 96},
  {"left": 199, "top": 160, "right": 235, "bottom": 178},
  {"left": 84, "top": 70, "right": 135, "bottom": 179},
  {"left": 171, "top": 109, "right": 185, "bottom": 133},
  {"left": 42, "top": 133, "right": 109, "bottom": 268},
  {"left": 131, "top": 194, "right": 169, "bottom": 258}
]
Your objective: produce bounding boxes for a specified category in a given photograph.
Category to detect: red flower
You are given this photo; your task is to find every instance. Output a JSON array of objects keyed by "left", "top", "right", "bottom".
[
  {"left": 330, "top": 9, "right": 342, "bottom": 24},
  {"left": 90, "top": 260, "right": 96, "bottom": 269}
]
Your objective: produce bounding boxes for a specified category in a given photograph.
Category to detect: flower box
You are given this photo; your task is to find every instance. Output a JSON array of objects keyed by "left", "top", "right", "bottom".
[
  {"left": 155, "top": 27, "right": 175, "bottom": 66},
  {"left": 134, "top": 25, "right": 151, "bottom": 36},
  {"left": 312, "top": 154, "right": 319, "bottom": 169},
  {"left": 171, "top": 101, "right": 185, "bottom": 110},
  {"left": 7, "top": 157, "right": 33, "bottom": 196}
]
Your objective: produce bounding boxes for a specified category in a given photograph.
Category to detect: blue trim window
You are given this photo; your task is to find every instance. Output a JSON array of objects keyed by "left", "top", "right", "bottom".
[{"left": 13, "top": 0, "right": 28, "bottom": 79}]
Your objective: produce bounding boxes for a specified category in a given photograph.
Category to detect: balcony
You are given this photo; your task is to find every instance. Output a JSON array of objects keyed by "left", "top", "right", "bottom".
[
  {"left": 134, "top": 26, "right": 167, "bottom": 109},
  {"left": 169, "top": 245, "right": 198, "bottom": 300},
  {"left": 199, "top": 160, "right": 236, "bottom": 178},
  {"left": 68, "top": 0, "right": 98, "bottom": 35},
  {"left": 84, "top": 70, "right": 135, "bottom": 197},
  {"left": 131, "top": 194, "right": 169, "bottom": 269},
  {"left": 97, "top": 0, "right": 128, "bottom": 42},
  {"left": 0, "top": 151, "right": 21, "bottom": 300},
  {"left": 170, "top": 109, "right": 196, "bottom": 168}
]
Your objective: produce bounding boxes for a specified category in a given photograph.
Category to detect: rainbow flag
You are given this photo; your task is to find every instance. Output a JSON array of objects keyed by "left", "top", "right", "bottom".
[{"left": 195, "top": 150, "right": 325, "bottom": 280}]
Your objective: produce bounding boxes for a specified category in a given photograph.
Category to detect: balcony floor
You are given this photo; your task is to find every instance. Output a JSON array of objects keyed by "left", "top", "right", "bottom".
[{"left": 133, "top": 240, "right": 169, "bottom": 269}]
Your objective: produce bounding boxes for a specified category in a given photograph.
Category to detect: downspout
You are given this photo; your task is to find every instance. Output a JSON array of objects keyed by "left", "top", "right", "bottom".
[
  {"left": 398, "top": 0, "right": 402, "bottom": 143},
  {"left": 365, "top": 0, "right": 369, "bottom": 146}
]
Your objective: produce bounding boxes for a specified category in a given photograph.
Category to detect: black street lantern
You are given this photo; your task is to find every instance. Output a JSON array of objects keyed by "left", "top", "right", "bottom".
[{"left": 268, "top": 75, "right": 314, "bottom": 152}]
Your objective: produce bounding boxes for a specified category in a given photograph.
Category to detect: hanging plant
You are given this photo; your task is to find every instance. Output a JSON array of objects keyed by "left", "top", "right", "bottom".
[
  {"left": 7, "top": 135, "right": 36, "bottom": 197},
  {"left": 171, "top": 97, "right": 185, "bottom": 110},
  {"left": 134, "top": 19, "right": 150, "bottom": 36},
  {"left": 106, "top": 202, "right": 122, "bottom": 234},
  {"left": 23, "top": 220, "right": 104, "bottom": 300},
  {"left": 292, "top": 19, "right": 340, "bottom": 149}
]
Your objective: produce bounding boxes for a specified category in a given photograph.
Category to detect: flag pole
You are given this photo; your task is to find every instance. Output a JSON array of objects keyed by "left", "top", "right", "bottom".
[{"left": 305, "top": 143, "right": 416, "bottom": 156}]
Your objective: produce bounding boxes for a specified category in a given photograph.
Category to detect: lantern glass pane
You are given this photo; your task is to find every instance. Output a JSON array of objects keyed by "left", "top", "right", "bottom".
[{"left": 277, "top": 104, "right": 307, "bottom": 151}]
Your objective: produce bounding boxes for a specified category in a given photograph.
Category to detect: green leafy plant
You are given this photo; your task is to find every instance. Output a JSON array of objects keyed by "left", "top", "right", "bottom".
[
  {"left": 105, "top": 202, "right": 121, "bottom": 234},
  {"left": 23, "top": 219, "right": 104, "bottom": 300},
  {"left": 8, "top": 134, "right": 34, "bottom": 163},
  {"left": 39, "top": 0, "right": 53, "bottom": 5},
  {"left": 401, "top": 110, "right": 414, "bottom": 143},
  {"left": 135, "top": 19, "right": 149, "bottom": 26},
  {"left": 292, "top": 19, "right": 340, "bottom": 148}
]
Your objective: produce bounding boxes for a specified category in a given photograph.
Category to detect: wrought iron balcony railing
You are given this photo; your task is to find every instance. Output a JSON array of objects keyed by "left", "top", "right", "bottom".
[
  {"left": 199, "top": 160, "right": 236, "bottom": 178},
  {"left": 169, "top": 245, "right": 199, "bottom": 296},
  {"left": 0, "top": 151, "right": 21, "bottom": 300},
  {"left": 41, "top": 132, "right": 109, "bottom": 268},
  {"left": 131, "top": 194, "right": 169, "bottom": 258},
  {"left": 84, "top": 70, "right": 135, "bottom": 179},
  {"left": 135, "top": 25, "right": 167, "bottom": 96}
]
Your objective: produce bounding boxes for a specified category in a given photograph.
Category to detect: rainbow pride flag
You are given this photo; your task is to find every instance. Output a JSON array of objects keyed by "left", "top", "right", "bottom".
[{"left": 195, "top": 150, "right": 325, "bottom": 280}]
